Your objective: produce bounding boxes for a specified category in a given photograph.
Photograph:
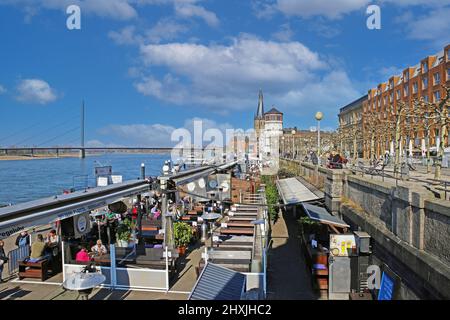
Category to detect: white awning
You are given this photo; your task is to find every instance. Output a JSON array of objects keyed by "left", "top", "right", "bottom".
[
  {"left": 276, "top": 178, "right": 320, "bottom": 205},
  {"left": 301, "top": 203, "right": 349, "bottom": 228}
]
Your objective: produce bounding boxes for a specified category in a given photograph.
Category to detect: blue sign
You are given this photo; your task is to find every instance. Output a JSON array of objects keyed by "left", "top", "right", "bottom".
[{"left": 378, "top": 272, "right": 395, "bottom": 300}]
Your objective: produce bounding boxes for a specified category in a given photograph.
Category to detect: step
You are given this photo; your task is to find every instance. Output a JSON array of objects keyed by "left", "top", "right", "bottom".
[
  {"left": 226, "top": 222, "right": 254, "bottom": 228},
  {"left": 220, "top": 228, "right": 254, "bottom": 235}
]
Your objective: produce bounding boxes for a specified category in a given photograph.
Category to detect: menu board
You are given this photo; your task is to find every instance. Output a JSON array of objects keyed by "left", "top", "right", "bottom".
[{"left": 329, "top": 234, "right": 356, "bottom": 256}]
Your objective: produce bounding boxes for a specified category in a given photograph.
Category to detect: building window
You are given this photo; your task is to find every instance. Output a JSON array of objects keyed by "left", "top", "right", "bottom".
[
  {"left": 404, "top": 72, "right": 409, "bottom": 82},
  {"left": 404, "top": 86, "right": 409, "bottom": 97},
  {"left": 447, "top": 67, "right": 450, "bottom": 81},
  {"left": 396, "top": 89, "right": 401, "bottom": 100},
  {"left": 390, "top": 92, "right": 393, "bottom": 103},
  {"left": 422, "top": 77, "right": 428, "bottom": 89},
  {"left": 433, "top": 72, "right": 440, "bottom": 85},
  {"left": 422, "top": 62, "right": 428, "bottom": 73},
  {"left": 424, "top": 95, "right": 429, "bottom": 102},
  {"left": 413, "top": 82, "right": 418, "bottom": 94},
  {"left": 433, "top": 91, "right": 441, "bottom": 103},
  {"left": 389, "top": 80, "right": 393, "bottom": 89}
]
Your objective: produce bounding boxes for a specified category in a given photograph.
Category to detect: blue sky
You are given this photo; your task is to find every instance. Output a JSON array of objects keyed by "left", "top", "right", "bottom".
[{"left": 0, "top": 0, "right": 449, "bottom": 147}]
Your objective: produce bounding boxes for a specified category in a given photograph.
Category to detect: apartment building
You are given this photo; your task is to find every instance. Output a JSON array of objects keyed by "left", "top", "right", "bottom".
[{"left": 362, "top": 44, "right": 450, "bottom": 158}]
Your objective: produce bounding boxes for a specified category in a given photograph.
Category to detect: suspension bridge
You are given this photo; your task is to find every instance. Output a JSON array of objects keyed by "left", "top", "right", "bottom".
[{"left": 0, "top": 102, "right": 213, "bottom": 158}]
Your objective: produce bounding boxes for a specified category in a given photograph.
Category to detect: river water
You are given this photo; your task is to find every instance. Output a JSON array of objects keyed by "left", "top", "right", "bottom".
[{"left": 0, "top": 153, "right": 169, "bottom": 205}]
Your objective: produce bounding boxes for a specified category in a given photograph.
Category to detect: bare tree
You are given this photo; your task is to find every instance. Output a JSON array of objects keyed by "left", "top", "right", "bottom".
[{"left": 421, "top": 85, "right": 450, "bottom": 179}]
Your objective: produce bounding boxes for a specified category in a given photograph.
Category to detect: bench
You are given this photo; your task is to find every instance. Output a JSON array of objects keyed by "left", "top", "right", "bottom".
[{"left": 18, "top": 259, "right": 49, "bottom": 281}]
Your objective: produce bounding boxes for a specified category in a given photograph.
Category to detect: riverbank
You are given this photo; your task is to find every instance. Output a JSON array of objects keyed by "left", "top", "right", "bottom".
[{"left": 0, "top": 153, "right": 80, "bottom": 161}]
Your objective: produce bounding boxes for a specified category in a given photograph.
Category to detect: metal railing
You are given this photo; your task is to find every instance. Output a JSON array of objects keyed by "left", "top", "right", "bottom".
[
  {"left": 8, "top": 244, "right": 30, "bottom": 276},
  {"left": 350, "top": 162, "right": 450, "bottom": 200}
]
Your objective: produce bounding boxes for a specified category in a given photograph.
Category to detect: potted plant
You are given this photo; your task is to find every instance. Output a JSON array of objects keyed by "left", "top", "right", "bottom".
[
  {"left": 116, "top": 219, "right": 134, "bottom": 247},
  {"left": 174, "top": 222, "right": 192, "bottom": 256}
]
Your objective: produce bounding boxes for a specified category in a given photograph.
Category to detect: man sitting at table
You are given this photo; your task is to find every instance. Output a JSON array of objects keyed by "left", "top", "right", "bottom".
[{"left": 91, "top": 240, "right": 107, "bottom": 256}]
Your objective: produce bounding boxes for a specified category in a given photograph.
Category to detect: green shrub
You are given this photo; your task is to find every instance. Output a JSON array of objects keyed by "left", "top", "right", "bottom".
[
  {"left": 262, "top": 175, "right": 280, "bottom": 222},
  {"left": 173, "top": 222, "right": 193, "bottom": 248}
]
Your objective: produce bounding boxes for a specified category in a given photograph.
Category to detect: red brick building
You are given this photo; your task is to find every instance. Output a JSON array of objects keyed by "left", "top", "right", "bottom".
[{"left": 363, "top": 44, "right": 450, "bottom": 158}]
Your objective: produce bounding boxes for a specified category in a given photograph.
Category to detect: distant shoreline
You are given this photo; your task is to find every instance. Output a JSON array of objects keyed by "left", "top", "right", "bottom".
[
  {"left": 0, "top": 153, "right": 80, "bottom": 161},
  {"left": 0, "top": 151, "right": 172, "bottom": 161}
]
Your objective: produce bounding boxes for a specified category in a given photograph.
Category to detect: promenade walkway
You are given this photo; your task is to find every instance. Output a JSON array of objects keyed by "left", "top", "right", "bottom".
[{"left": 266, "top": 209, "right": 316, "bottom": 300}]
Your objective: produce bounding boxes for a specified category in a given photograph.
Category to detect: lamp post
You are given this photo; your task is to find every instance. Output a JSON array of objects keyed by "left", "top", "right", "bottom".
[
  {"left": 291, "top": 129, "right": 296, "bottom": 160},
  {"left": 315, "top": 112, "right": 323, "bottom": 165},
  {"left": 281, "top": 136, "right": 285, "bottom": 158}
]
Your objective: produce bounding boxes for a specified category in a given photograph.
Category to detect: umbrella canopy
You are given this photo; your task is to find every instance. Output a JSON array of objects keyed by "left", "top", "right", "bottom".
[
  {"left": 108, "top": 201, "right": 128, "bottom": 214},
  {"left": 201, "top": 213, "right": 222, "bottom": 221},
  {"left": 63, "top": 272, "right": 106, "bottom": 291}
]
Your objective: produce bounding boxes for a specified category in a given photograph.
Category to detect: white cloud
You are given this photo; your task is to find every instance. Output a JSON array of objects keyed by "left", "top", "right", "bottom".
[
  {"left": 269, "top": 0, "right": 450, "bottom": 19},
  {"left": 396, "top": 8, "right": 450, "bottom": 46},
  {"left": 271, "top": 23, "right": 294, "bottom": 42},
  {"left": 134, "top": 35, "right": 362, "bottom": 116},
  {"left": 98, "top": 123, "right": 176, "bottom": 147},
  {"left": 0, "top": 85, "right": 6, "bottom": 95},
  {"left": 16, "top": 79, "right": 57, "bottom": 105},
  {"left": 145, "top": 18, "right": 189, "bottom": 43},
  {"left": 276, "top": 0, "right": 370, "bottom": 19},
  {"left": 378, "top": 66, "right": 403, "bottom": 78},
  {"left": 174, "top": 0, "right": 219, "bottom": 27},
  {"left": 109, "top": 26, "right": 142, "bottom": 45},
  {"left": 0, "top": 0, "right": 138, "bottom": 20},
  {"left": 96, "top": 117, "right": 238, "bottom": 147}
]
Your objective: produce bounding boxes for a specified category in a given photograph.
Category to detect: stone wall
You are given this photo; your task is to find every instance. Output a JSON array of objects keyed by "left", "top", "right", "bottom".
[
  {"left": 280, "top": 158, "right": 450, "bottom": 298},
  {"left": 424, "top": 199, "right": 450, "bottom": 265}
]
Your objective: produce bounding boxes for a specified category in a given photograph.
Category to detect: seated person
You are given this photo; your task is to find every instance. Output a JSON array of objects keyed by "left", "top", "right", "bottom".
[
  {"left": 29, "top": 234, "right": 48, "bottom": 262},
  {"left": 150, "top": 205, "right": 161, "bottom": 220},
  {"left": 91, "top": 240, "right": 107, "bottom": 256},
  {"left": 75, "top": 247, "right": 91, "bottom": 263}
]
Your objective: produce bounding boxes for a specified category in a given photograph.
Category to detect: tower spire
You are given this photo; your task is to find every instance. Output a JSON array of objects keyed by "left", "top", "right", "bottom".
[{"left": 256, "top": 89, "right": 264, "bottom": 118}]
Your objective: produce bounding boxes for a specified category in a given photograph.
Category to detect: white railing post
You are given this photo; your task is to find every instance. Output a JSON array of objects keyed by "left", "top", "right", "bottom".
[
  {"left": 61, "top": 241, "right": 66, "bottom": 283},
  {"left": 263, "top": 246, "right": 267, "bottom": 299},
  {"left": 165, "top": 246, "right": 169, "bottom": 292},
  {"left": 110, "top": 244, "right": 116, "bottom": 289}
]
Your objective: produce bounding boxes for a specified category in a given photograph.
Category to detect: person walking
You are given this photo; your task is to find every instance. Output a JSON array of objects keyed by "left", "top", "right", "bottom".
[{"left": 0, "top": 240, "right": 9, "bottom": 282}]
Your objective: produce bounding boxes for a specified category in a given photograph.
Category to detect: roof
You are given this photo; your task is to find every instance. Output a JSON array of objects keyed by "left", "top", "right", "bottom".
[
  {"left": 167, "top": 161, "right": 238, "bottom": 186},
  {"left": 301, "top": 203, "right": 350, "bottom": 228},
  {"left": 0, "top": 179, "right": 150, "bottom": 240},
  {"left": 189, "top": 263, "right": 246, "bottom": 300},
  {"left": 255, "top": 89, "right": 264, "bottom": 119},
  {"left": 264, "top": 107, "right": 282, "bottom": 115},
  {"left": 339, "top": 95, "right": 367, "bottom": 114},
  {"left": 276, "top": 178, "right": 321, "bottom": 205}
]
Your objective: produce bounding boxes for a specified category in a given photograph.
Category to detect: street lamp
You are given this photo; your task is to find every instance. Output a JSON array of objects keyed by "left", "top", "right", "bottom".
[
  {"left": 315, "top": 112, "right": 323, "bottom": 165},
  {"left": 291, "top": 129, "right": 296, "bottom": 160}
]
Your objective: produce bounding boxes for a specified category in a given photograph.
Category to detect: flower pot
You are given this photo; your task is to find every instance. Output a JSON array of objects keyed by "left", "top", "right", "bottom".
[{"left": 177, "top": 246, "right": 187, "bottom": 256}]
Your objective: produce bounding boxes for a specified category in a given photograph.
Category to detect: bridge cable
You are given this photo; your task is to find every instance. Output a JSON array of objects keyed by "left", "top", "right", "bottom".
[
  {"left": 11, "top": 116, "right": 80, "bottom": 146},
  {"left": 36, "top": 126, "right": 80, "bottom": 147},
  {"left": 0, "top": 109, "right": 79, "bottom": 144}
]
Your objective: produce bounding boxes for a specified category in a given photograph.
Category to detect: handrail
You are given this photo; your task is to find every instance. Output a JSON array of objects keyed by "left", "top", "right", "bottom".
[{"left": 7, "top": 244, "right": 30, "bottom": 276}]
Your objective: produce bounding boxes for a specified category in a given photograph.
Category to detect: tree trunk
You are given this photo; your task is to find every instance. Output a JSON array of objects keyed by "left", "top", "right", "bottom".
[
  {"left": 434, "top": 123, "right": 446, "bottom": 180},
  {"left": 426, "top": 133, "right": 431, "bottom": 174}
]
